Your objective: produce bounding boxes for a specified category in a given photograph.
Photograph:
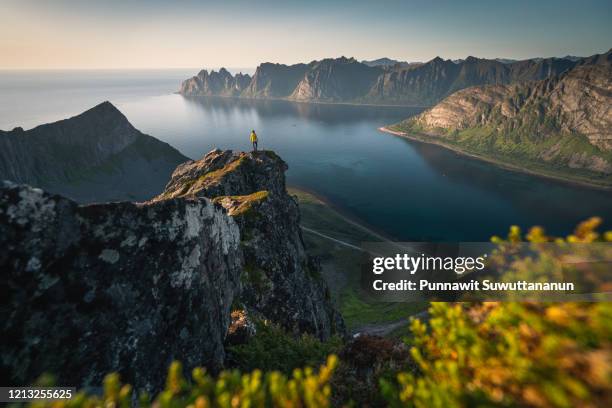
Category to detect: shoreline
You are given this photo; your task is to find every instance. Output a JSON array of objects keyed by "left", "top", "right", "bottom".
[
  {"left": 287, "top": 185, "right": 397, "bottom": 243},
  {"left": 378, "top": 127, "right": 612, "bottom": 191}
]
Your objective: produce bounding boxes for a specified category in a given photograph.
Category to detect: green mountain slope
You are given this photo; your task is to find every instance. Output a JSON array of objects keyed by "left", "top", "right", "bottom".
[{"left": 390, "top": 57, "right": 612, "bottom": 187}]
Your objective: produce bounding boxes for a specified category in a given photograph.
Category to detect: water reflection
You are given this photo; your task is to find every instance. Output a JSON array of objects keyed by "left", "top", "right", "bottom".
[
  {"left": 102, "top": 94, "right": 612, "bottom": 241},
  {"left": 181, "top": 96, "right": 422, "bottom": 127}
]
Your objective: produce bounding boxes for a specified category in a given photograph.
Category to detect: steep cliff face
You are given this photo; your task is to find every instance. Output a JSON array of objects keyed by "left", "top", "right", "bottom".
[
  {"left": 0, "top": 181, "right": 242, "bottom": 390},
  {"left": 0, "top": 102, "right": 188, "bottom": 203},
  {"left": 396, "top": 58, "right": 612, "bottom": 182},
  {"left": 178, "top": 52, "right": 604, "bottom": 106},
  {"left": 366, "top": 57, "right": 461, "bottom": 105},
  {"left": 153, "top": 149, "right": 345, "bottom": 339},
  {"left": 291, "top": 57, "right": 382, "bottom": 102},
  {"left": 366, "top": 55, "right": 583, "bottom": 105},
  {"left": 241, "top": 62, "right": 309, "bottom": 98},
  {"left": 1, "top": 147, "right": 344, "bottom": 389},
  {"left": 179, "top": 68, "right": 251, "bottom": 97}
]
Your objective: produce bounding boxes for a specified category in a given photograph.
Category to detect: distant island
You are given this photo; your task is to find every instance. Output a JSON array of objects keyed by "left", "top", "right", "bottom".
[
  {"left": 383, "top": 50, "right": 612, "bottom": 188},
  {"left": 179, "top": 52, "right": 600, "bottom": 106}
]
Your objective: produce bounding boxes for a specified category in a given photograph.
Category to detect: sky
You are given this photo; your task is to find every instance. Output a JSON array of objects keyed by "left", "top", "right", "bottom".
[{"left": 1, "top": 0, "right": 610, "bottom": 69}]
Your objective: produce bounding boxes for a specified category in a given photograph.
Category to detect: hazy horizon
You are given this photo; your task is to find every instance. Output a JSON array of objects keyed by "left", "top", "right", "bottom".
[
  {"left": 1, "top": 47, "right": 611, "bottom": 73},
  {"left": 1, "top": 0, "right": 610, "bottom": 70}
]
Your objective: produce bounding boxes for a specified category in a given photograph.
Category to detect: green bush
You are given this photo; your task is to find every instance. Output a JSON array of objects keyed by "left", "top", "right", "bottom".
[
  {"left": 227, "top": 321, "right": 343, "bottom": 374},
  {"left": 381, "top": 219, "right": 612, "bottom": 408},
  {"left": 30, "top": 356, "right": 338, "bottom": 408},
  {"left": 381, "top": 301, "right": 612, "bottom": 408}
]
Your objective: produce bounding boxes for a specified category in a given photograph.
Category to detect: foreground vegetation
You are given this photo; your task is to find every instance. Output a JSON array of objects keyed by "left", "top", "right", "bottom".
[{"left": 25, "top": 218, "right": 611, "bottom": 407}]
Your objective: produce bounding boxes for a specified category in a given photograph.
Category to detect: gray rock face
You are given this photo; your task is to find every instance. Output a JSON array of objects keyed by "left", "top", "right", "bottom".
[
  {"left": 0, "top": 181, "right": 242, "bottom": 390},
  {"left": 1, "top": 148, "right": 344, "bottom": 390},
  {"left": 152, "top": 149, "right": 345, "bottom": 339},
  {"left": 0, "top": 102, "right": 189, "bottom": 203}
]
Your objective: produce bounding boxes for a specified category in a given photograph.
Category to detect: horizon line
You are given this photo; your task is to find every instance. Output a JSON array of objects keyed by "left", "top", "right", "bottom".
[{"left": 1, "top": 48, "right": 609, "bottom": 71}]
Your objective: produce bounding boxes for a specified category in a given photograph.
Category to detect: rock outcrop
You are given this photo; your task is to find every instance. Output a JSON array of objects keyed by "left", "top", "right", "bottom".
[
  {"left": 395, "top": 52, "right": 612, "bottom": 182},
  {"left": 178, "top": 51, "right": 610, "bottom": 106},
  {"left": 1, "top": 148, "right": 344, "bottom": 390},
  {"left": 179, "top": 68, "right": 251, "bottom": 97},
  {"left": 0, "top": 181, "right": 242, "bottom": 390},
  {"left": 0, "top": 102, "right": 188, "bottom": 203},
  {"left": 152, "top": 149, "right": 345, "bottom": 339}
]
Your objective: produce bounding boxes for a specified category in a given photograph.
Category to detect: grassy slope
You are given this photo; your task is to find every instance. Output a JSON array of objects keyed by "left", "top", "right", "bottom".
[
  {"left": 288, "top": 187, "right": 426, "bottom": 332},
  {"left": 389, "top": 122, "right": 612, "bottom": 189}
]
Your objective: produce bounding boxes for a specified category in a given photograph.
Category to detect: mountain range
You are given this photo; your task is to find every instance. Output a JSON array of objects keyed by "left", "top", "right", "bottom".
[
  {"left": 0, "top": 102, "right": 188, "bottom": 203},
  {"left": 388, "top": 50, "right": 612, "bottom": 187},
  {"left": 179, "top": 52, "right": 605, "bottom": 106}
]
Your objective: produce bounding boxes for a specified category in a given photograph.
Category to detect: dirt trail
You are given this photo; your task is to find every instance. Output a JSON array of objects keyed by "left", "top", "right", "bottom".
[{"left": 352, "top": 310, "right": 430, "bottom": 337}]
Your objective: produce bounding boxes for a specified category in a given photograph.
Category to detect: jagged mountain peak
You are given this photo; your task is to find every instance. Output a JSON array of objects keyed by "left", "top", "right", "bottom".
[
  {"left": 180, "top": 49, "right": 612, "bottom": 106},
  {"left": 362, "top": 57, "right": 406, "bottom": 67}
]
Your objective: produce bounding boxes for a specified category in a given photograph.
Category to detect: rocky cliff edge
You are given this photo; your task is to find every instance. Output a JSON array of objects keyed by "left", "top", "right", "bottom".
[{"left": 1, "top": 149, "right": 344, "bottom": 390}]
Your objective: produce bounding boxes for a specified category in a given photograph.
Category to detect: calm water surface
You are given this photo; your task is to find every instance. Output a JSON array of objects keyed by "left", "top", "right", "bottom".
[{"left": 1, "top": 70, "right": 610, "bottom": 240}]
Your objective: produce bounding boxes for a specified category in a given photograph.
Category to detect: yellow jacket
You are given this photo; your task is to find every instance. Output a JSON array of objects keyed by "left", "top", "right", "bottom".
[{"left": 250, "top": 131, "right": 258, "bottom": 142}]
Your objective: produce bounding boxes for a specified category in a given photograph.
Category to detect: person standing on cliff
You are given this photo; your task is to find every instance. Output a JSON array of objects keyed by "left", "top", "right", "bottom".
[{"left": 250, "top": 129, "right": 258, "bottom": 151}]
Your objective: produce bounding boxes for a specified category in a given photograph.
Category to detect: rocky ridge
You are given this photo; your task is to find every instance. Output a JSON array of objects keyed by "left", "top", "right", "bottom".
[
  {"left": 395, "top": 53, "right": 612, "bottom": 181},
  {"left": 1, "top": 148, "right": 344, "bottom": 390},
  {"left": 179, "top": 68, "right": 251, "bottom": 97},
  {"left": 152, "top": 149, "right": 345, "bottom": 338},
  {"left": 178, "top": 51, "right": 610, "bottom": 105},
  {"left": 0, "top": 102, "right": 188, "bottom": 203}
]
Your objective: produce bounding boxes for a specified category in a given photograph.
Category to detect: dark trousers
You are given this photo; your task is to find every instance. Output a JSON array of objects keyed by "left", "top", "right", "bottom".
[{"left": 252, "top": 141, "right": 258, "bottom": 151}]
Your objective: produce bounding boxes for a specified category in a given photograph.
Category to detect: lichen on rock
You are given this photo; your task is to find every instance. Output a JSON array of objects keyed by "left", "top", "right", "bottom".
[
  {"left": 153, "top": 149, "right": 345, "bottom": 340},
  {"left": 0, "top": 180, "right": 242, "bottom": 391}
]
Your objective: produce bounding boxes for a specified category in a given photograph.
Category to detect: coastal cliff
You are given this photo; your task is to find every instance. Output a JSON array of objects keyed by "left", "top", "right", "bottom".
[
  {"left": 177, "top": 52, "right": 605, "bottom": 106},
  {"left": 152, "top": 149, "right": 345, "bottom": 338},
  {"left": 179, "top": 68, "right": 251, "bottom": 97},
  {"left": 390, "top": 51, "right": 612, "bottom": 186},
  {"left": 290, "top": 57, "right": 381, "bottom": 102}
]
